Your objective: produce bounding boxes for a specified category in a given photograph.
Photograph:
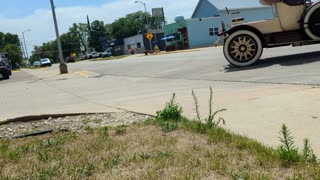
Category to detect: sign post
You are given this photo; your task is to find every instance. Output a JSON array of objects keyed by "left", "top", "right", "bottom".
[{"left": 146, "top": 33, "right": 154, "bottom": 52}]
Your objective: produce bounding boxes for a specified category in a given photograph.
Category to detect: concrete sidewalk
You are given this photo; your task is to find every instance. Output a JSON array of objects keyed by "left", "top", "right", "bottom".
[{"left": 1, "top": 68, "right": 320, "bottom": 154}]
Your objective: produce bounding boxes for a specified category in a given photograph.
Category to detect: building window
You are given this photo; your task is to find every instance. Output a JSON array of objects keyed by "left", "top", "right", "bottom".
[
  {"left": 209, "top": 28, "right": 214, "bottom": 36},
  {"left": 137, "top": 42, "right": 141, "bottom": 48},
  {"left": 214, "top": 28, "right": 219, "bottom": 35},
  {"left": 209, "top": 28, "right": 219, "bottom": 36}
]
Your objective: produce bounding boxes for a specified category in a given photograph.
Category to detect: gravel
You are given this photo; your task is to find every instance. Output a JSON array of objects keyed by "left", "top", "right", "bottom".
[{"left": 0, "top": 112, "right": 151, "bottom": 138}]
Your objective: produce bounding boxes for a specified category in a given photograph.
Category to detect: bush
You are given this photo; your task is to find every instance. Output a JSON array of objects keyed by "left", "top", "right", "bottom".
[
  {"left": 277, "top": 124, "right": 300, "bottom": 164},
  {"left": 156, "top": 93, "right": 183, "bottom": 121}
]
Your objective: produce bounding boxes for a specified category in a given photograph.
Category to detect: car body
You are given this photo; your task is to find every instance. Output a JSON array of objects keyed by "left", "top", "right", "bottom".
[
  {"left": 65, "top": 56, "right": 75, "bottom": 63},
  {"left": 33, "top": 61, "right": 41, "bottom": 67},
  {"left": 220, "top": 0, "right": 320, "bottom": 67},
  {"left": 101, "top": 49, "right": 113, "bottom": 57},
  {"left": 87, "top": 52, "right": 101, "bottom": 59},
  {"left": 0, "top": 56, "right": 11, "bottom": 80},
  {"left": 40, "top": 58, "right": 52, "bottom": 67}
]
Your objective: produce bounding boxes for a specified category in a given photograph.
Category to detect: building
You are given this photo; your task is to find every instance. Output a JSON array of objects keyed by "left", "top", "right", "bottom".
[
  {"left": 104, "top": 39, "right": 125, "bottom": 56},
  {"left": 123, "top": 32, "right": 165, "bottom": 54},
  {"left": 163, "top": 0, "right": 274, "bottom": 49}
]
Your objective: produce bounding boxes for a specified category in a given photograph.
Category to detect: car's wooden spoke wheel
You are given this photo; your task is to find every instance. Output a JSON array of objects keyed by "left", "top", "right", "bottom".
[
  {"left": 229, "top": 35, "right": 257, "bottom": 62},
  {"left": 304, "top": 2, "right": 320, "bottom": 40},
  {"left": 223, "top": 30, "right": 263, "bottom": 67}
]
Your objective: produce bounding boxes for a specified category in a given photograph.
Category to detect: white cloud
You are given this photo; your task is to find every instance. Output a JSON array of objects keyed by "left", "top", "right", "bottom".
[{"left": 0, "top": 0, "right": 197, "bottom": 55}]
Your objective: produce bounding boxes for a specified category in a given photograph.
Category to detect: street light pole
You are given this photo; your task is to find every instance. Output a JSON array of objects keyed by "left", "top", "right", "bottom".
[
  {"left": 135, "top": 1, "right": 153, "bottom": 51},
  {"left": 134, "top": 1, "right": 149, "bottom": 29},
  {"left": 22, "top": 30, "right": 31, "bottom": 65},
  {"left": 50, "top": 0, "right": 68, "bottom": 74}
]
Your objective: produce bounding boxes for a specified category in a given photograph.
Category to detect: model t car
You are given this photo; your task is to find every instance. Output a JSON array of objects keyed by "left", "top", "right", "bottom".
[{"left": 221, "top": 0, "right": 320, "bottom": 67}]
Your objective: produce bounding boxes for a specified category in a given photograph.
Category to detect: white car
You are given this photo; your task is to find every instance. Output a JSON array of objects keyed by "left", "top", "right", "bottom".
[
  {"left": 101, "top": 49, "right": 113, "bottom": 57},
  {"left": 87, "top": 52, "right": 101, "bottom": 59},
  {"left": 221, "top": 0, "right": 320, "bottom": 67},
  {"left": 40, "top": 58, "right": 52, "bottom": 67}
]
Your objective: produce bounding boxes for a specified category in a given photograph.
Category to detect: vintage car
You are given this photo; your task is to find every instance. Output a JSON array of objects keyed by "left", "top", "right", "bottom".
[{"left": 221, "top": 0, "right": 320, "bottom": 67}]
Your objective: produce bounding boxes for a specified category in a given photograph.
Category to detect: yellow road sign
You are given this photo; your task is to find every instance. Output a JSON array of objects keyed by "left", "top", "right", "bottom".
[{"left": 146, "top": 33, "right": 154, "bottom": 40}]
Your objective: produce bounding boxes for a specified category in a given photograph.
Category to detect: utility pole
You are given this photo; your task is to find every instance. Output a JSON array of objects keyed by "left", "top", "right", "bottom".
[
  {"left": 50, "top": 0, "right": 68, "bottom": 74},
  {"left": 22, "top": 30, "right": 31, "bottom": 65}
]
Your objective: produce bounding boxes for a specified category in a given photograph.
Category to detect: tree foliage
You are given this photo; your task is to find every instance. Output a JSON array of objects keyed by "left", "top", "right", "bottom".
[
  {"left": 0, "top": 32, "right": 22, "bottom": 64},
  {"left": 89, "top": 20, "right": 108, "bottom": 52},
  {"left": 30, "top": 11, "right": 165, "bottom": 60},
  {"left": 110, "top": 11, "right": 149, "bottom": 39},
  {"left": 3, "top": 44, "right": 22, "bottom": 64}
]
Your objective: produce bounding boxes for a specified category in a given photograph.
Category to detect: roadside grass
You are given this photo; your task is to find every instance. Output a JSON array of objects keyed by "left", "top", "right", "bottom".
[
  {"left": 1, "top": 89, "right": 319, "bottom": 179},
  {"left": 1, "top": 120, "right": 320, "bottom": 179},
  {"left": 90, "top": 55, "right": 128, "bottom": 61}
]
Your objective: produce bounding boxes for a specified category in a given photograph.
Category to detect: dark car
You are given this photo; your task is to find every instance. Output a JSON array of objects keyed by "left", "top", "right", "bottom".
[
  {"left": 65, "top": 56, "right": 75, "bottom": 63},
  {"left": 0, "top": 57, "right": 11, "bottom": 79},
  {"left": 40, "top": 58, "right": 52, "bottom": 67}
]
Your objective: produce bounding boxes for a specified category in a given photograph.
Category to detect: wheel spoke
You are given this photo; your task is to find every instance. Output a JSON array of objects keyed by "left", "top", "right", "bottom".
[{"left": 229, "top": 34, "right": 258, "bottom": 62}]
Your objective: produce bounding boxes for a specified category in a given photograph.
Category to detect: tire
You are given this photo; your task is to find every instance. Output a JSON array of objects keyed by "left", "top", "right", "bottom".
[
  {"left": 2, "top": 71, "right": 9, "bottom": 80},
  {"left": 304, "top": 2, "right": 320, "bottom": 40},
  {"left": 223, "top": 30, "right": 263, "bottom": 67}
]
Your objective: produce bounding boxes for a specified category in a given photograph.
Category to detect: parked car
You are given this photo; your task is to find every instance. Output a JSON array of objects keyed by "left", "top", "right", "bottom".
[
  {"left": 220, "top": 0, "right": 320, "bottom": 67},
  {"left": 11, "top": 62, "right": 20, "bottom": 70},
  {"left": 0, "top": 56, "right": 11, "bottom": 79},
  {"left": 80, "top": 54, "right": 87, "bottom": 60},
  {"left": 33, "top": 61, "right": 41, "bottom": 67},
  {"left": 101, "top": 49, "right": 113, "bottom": 57},
  {"left": 40, "top": 58, "right": 52, "bottom": 67},
  {"left": 87, "top": 51, "right": 101, "bottom": 59},
  {"left": 65, "top": 56, "right": 75, "bottom": 63}
]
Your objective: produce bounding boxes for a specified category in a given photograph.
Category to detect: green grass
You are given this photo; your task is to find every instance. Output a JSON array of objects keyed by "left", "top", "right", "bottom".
[{"left": 1, "top": 119, "right": 319, "bottom": 179}]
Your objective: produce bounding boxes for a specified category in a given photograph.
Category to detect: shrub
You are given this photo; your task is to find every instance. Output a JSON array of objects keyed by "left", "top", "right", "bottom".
[
  {"left": 302, "top": 138, "right": 317, "bottom": 163},
  {"left": 156, "top": 93, "right": 183, "bottom": 121},
  {"left": 277, "top": 124, "right": 300, "bottom": 164}
]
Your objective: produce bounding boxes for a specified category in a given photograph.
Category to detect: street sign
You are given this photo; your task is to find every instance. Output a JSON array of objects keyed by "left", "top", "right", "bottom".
[
  {"left": 152, "top": 8, "right": 164, "bottom": 18},
  {"left": 146, "top": 33, "right": 154, "bottom": 40}
]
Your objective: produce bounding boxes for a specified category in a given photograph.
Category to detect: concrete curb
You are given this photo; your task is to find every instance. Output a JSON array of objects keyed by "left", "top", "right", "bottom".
[{"left": 0, "top": 111, "right": 156, "bottom": 125}]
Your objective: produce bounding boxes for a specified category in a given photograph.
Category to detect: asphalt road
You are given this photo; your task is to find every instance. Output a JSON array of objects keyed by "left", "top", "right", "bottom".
[
  {"left": 67, "top": 44, "right": 320, "bottom": 86},
  {"left": 3, "top": 45, "right": 320, "bottom": 153},
  {"left": 0, "top": 70, "right": 34, "bottom": 84}
]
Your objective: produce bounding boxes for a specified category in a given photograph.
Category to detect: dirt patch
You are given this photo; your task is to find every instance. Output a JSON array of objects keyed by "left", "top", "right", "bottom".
[{"left": 0, "top": 112, "right": 150, "bottom": 138}]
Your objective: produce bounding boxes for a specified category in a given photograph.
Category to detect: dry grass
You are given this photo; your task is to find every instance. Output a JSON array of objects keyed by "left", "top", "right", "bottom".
[
  {"left": 0, "top": 120, "right": 319, "bottom": 179},
  {"left": 90, "top": 55, "right": 128, "bottom": 62}
]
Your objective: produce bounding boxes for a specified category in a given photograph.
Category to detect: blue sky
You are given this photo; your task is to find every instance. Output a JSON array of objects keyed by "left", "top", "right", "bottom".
[
  {"left": 0, "top": 0, "right": 263, "bottom": 55},
  {"left": 1, "top": 0, "right": 262, "bottom": 18}
]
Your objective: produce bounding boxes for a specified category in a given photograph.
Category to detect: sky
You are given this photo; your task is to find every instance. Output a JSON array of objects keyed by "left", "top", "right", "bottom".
[{"left": 0, "top": 0, "right": 262, "bottom": 55}]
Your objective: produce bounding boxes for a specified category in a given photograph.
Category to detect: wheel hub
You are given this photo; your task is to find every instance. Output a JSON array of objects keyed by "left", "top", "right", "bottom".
[
  {"left": 239, "top": 45, "right": 247, "bottom": 52},
  {"left": 228, "top": 35, "right": 257, "bottom": 62}
]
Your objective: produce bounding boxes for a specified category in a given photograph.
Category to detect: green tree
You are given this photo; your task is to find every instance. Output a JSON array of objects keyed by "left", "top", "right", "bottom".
[
  {"left": 69, "top": 23, "right": 89, "bottom": 52},
  {"left": 89, "top": 20, "right": 108, "bottom": 52},
  {"left": 3, "top": 44, "right": 22, "bottom": 65},
  {"left": 110, "top": 11, "right": 149, "bottom": 39},
  {"left": 0, "top": 32, "right": 22, "bottom": 65},
  {"left": 61, "top": 31, "right": 81, "bottom": 58}
]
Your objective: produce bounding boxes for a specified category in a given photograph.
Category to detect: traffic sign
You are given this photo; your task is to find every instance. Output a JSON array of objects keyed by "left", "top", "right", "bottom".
[{"left": 146, "top": 33, "right": 154, "bottom": 40}]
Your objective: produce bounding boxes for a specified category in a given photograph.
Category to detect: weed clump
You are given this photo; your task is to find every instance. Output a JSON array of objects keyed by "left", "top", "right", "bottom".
[
  {"left": 156, "top": 93, "right": 183, "bottom": 121},
  {"left": 278, "top": 124, "right": 300, "bottom": 164},
  {"left": 278, "top": 124, "right": 317, "bottom": 165},
  {"left": 192, "top": 87, "right": 226, "bottom": 128},
  {"left": 156, "top": 93, "right": 183, "bottom": 132}
]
